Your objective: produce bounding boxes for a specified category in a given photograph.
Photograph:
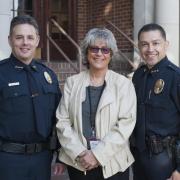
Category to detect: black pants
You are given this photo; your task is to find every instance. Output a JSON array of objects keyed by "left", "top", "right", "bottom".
[
  {"left": 132, "top": 147, "right": 176, "bottom": 180},
  {"left": 0, "top": 150, "right": 53, "bottom": 180},
  {"left": 67, "top": 166, "right": 129, "bottom": 180}
]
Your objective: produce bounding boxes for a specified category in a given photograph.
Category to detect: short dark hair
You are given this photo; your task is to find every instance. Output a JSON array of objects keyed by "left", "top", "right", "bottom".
[
  {"left": 138, "top": 23, "right": 166, "bottom": 40},
  {"left": 9, "top": 15, "right": 39, "bottom": 35}
]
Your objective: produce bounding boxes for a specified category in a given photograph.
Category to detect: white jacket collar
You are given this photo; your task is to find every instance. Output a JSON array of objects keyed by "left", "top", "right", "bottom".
[{"left": 81, "top": 70, "right": 115, "bottom": 110}]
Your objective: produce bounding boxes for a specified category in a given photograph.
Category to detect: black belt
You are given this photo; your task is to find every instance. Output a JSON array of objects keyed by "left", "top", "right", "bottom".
[{"left": 0, "top": 140, "right": 51, "bottom": 154}]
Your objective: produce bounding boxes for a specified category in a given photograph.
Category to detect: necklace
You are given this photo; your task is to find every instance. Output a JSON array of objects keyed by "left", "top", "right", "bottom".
[{"left": 90, "top": 77, "right": 105, "bottom": 86}]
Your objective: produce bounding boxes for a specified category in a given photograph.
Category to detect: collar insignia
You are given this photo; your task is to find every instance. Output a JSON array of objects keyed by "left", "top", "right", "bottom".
[
  {"left": 31, "top": 65, "right": 37, "bottom": 71},
  {"left": 151, "top": 69, "right": 159, "bottom": 73}
]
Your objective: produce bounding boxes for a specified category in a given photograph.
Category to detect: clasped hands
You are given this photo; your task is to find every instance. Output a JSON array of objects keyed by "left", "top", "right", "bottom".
[{"left": 76, "top": 150, "right": 99, "bottom": 171}]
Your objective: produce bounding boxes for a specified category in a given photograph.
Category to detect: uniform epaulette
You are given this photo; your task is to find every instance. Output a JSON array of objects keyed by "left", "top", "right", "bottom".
[
  {"left": 34, "top": 59, "right": 46, "bottom": 66},
  {"left": 0, "top": 58, "right": 10, "bottom": 65},
  {"left": 34, "top": 59, "right": 49, "bottom": 68},
  {"left": 167, "top": 64, "right": 180, "bottom": 74},
  {"left": 34, "top": 59, "right": 54, "bottom": 73}
]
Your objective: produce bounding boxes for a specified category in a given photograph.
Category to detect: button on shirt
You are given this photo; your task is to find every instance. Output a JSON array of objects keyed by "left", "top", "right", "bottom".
[
  {"left": 0, "top": 54, "right": 61, "bottom": 143},
  {"left": 132, "top": 57, "right": 180, "bottom": 150}
]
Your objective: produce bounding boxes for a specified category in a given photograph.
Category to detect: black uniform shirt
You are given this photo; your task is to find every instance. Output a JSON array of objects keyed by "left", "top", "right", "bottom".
[
  {"left": 0, "top": 54, "right": 61, "bottom": 143},
  {"left": 133, "top": 56, "right": 180, "bottom": 149}
]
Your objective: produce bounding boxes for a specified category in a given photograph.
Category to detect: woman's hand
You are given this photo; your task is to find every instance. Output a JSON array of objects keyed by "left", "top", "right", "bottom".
[{"left": 77, "top": 150, "right": 99, "bottom": 170}]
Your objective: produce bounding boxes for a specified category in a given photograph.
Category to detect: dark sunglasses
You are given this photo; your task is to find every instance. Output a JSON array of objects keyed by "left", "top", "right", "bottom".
[{"left": 88, "top": 46, "right": 111, "bottom": 54}]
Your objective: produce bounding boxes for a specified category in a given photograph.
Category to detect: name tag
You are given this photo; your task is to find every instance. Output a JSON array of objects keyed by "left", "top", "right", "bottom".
[
  {"left": 89, "top": 139, "right": 100, "bottom": 149},
  {"left": 8, "top": 82, "right": 20, "bottom": 86}
]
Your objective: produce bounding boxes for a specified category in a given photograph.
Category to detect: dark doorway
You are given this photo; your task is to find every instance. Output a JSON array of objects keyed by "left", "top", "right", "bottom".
[
  {"left": 37, "top": 0, "right": 77, "bottom": 61},
  {"left": 48, "top": 0, "right": 77, "bottom": 61}
]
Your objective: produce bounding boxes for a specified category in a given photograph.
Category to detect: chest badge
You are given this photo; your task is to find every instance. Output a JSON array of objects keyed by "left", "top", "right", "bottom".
[
  {"left": 44, "top": 71, "right": 52, "bottom": 84},
  {"left": 154, "top": 79, "right": 165, "bottom": 94}
]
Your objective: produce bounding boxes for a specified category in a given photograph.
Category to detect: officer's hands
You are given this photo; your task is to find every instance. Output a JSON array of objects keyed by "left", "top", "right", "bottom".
[
  {"left": 51, "top": 163, "right": 66, "bottom": 176},
  {"left": 77, "top": 150, "right": 99, "bottom": 170},
  {"left": 167, "top": 170, "right": 180, "bottom": 180}
]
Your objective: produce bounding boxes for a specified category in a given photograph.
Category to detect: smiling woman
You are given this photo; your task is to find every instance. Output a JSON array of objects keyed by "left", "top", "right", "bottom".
[
  {"left": 87, "top": 39, "right": 111, "bottom": 75},
  {"left": 56, "top": 28, "right": 137, "bottom": 180}
]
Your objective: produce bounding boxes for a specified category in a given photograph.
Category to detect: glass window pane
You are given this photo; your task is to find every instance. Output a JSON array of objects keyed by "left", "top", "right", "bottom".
[
  {"left": 17, "top": 0, "right": 33, "bottom": 16},
  {"left": 51, "top": 0, "right": 69, "bottom": 40}
]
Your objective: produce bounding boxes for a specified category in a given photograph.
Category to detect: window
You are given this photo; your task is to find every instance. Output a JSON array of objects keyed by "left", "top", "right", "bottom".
[
  {"left": 12, "top": 0, "right": 33, "bottom": 17},
  {"left": 50, "top": 0, "right": 69, "bottom": 40}
]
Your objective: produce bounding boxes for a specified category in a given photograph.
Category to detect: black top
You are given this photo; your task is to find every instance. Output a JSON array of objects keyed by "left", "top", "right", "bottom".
[{"left": 82, "top": 84, "right": 105, "bottom": 139}]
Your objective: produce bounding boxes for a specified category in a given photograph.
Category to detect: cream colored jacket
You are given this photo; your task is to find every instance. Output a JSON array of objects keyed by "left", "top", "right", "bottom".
[{"left": 56, "top": 70, "right": 136, "bottom": 178}]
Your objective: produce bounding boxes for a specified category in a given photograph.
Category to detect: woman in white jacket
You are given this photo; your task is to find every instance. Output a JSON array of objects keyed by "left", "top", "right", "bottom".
[{"left": 56, "top": 28, "right": 136, "bottom": 180}]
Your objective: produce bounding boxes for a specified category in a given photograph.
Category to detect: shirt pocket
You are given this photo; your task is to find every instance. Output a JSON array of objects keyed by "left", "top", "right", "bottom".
[
  {"left": 42, "top": 85, "right": 58, "bottom": 110},
  {"left": 43, "top": 85, "right": 57, "bottom": 93},
  {"left": 146, "top": 98, "right": 170, "bottom": 110},
  {"left": 0, "top": 85, "right": 29, "bottom": 113},
  {"left": 2, "top": 85, "right": 28, "bottom": 99}
]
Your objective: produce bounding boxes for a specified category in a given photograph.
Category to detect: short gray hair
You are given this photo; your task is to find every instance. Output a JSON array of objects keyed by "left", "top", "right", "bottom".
[{"left": 80, "top": 28, "right": 118, "bottom": 67}]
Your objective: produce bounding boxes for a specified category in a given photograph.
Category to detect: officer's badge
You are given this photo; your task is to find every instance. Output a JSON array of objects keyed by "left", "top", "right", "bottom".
[
  {"left": 154, "top": 79, "right": 165, "bottom": 94},
  {"left": 44, "top": 71, "right": 52, "bottom": 84}
]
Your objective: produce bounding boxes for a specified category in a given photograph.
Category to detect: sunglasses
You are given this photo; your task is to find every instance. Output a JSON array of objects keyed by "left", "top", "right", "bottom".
[{"left": 88, "top": 46, "right": 111, "bottom": 54}]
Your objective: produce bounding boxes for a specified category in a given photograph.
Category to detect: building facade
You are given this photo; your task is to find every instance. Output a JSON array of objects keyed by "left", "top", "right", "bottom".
[{"left": 0, "top": 0, "right": 179, "bottom": 81}]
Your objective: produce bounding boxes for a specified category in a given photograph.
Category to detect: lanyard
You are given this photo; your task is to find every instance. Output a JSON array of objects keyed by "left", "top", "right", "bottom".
[{"left": 87, "top": 83, "right": 105, "bottom": 137}]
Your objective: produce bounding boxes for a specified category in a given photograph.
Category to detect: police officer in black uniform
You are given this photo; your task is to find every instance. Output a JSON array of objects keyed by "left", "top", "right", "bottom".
[
  {"left": 0, "top": 15, "right": 65, "bottom": 180},
  {"left": 132, "top": 23, "right": 180, "bottom": 180}
]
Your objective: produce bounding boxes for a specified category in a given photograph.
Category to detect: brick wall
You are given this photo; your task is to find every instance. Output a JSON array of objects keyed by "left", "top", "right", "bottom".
[
  {"left": 76, "top": 0, "right": 134, "bottom": 73},
  {"left": 77, "top": 0, "right": 133, "bottom": 52},
  {"left": 45, "top": 61, "right": 80, "bottom": 85},
  {"left": 77, "top": 0, "right": 89, "bottom": 43}
]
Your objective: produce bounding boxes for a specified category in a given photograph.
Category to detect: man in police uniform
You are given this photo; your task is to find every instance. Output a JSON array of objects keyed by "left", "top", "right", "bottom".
[
  {"left": 0, "top": 15, "right": 65, "bottom": 179},
  {"left": 132, "top": 23, "right": 180, "bottom": 180}
]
